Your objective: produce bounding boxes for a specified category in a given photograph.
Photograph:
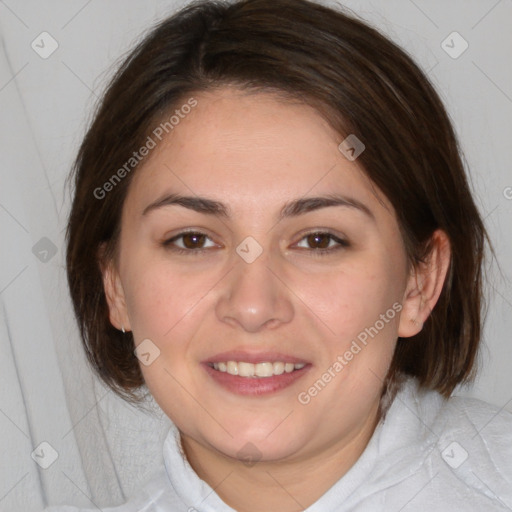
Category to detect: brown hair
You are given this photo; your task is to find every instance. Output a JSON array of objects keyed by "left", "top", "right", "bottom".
[{"left": 65, "top": 0, "right": 494, "bottom": 411}]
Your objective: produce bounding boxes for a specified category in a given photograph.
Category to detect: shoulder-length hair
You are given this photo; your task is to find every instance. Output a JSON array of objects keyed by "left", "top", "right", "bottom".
[{"left": 65, "top": 0, "right": 493, "bottom": 411}]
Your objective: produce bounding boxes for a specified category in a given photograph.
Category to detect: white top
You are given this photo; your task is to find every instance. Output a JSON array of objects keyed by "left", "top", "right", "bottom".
[{"left": 43, "top": 377, "right": 512, "bottom": 511}]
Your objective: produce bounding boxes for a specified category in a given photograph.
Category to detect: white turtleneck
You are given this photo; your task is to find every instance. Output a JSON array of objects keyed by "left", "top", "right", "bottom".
[{"left": 43, "top": 377, "right": 512, "bottom": 511}]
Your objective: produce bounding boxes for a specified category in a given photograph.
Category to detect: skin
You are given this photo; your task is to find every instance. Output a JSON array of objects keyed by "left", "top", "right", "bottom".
[{"left": 101, "top": 87, "right": 451, "bottom": 512}]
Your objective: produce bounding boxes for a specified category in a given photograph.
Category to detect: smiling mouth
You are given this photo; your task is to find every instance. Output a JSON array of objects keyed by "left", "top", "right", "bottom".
[{"left": 207, "top": 361, "right": 307, "bottom": 378}]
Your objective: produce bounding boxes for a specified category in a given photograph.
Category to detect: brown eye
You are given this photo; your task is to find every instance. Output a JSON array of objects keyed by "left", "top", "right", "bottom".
[
  {"left": 162, "top": 231, "right": 216, "bottom": 254},
  {"left": 295, "top": 231, "right": 349, "bottom": 255},
  {"left": 181, "top": 232, "right": 207, "bottom": 249},
  {"left": 306, "top": 233, "right": 331, "bottom": 249}
]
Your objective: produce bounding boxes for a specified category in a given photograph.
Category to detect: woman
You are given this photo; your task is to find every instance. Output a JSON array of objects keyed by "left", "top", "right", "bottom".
[{"left": 46, "top": 0, "right": 512, "bottom": 510}]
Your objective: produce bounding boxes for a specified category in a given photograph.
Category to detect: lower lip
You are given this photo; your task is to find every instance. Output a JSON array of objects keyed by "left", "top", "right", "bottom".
[{"left": 202, "top": 363, "right": 311, "bottom": 396}]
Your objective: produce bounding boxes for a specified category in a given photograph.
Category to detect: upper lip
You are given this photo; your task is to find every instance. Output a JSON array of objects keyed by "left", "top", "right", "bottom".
[{"left": 202, "top": 350, "right": 309, "bottom": 365}]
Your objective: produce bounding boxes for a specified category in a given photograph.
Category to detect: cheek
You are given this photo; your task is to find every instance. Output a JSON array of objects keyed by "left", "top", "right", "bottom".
[
  {"left": 122, "top": 262, "right": 203, "bottom": 403},
  {"left": 123, "top": 260, "right": 195, "bottom": 338},
  {"left": 299, "top": 260, "right": 400, "bottom": 340}
]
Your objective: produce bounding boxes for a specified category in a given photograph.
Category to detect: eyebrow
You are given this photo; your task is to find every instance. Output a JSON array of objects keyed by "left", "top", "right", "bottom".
[{"left": 141, "top": 192, "right": 375, "bottom": 223}]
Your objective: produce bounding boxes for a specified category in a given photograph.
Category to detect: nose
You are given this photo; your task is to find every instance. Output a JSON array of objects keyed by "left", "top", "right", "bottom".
[{"left": 215, "top": 245, "right": 294, "bottom": 333}]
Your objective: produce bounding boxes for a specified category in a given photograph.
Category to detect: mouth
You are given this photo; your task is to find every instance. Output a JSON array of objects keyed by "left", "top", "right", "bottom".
[
  {"left": 202, "top": 355, "right": 312, "bottom": 396},
  {"left": 206, "top": 360, "right": 307, "bottom": 378}
]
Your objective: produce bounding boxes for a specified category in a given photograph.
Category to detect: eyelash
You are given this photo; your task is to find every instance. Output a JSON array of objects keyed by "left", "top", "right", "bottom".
[{"left": 161, "top": 229, "right": 349, "bottom": 257}]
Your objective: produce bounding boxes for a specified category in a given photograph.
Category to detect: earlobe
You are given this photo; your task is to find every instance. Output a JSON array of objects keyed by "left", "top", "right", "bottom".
[
  {"left": 398, "top": 229, "right": 451, "bottom": 338},
  {"left": 98, "top": 246, "right": 131, "bottom": 332}
]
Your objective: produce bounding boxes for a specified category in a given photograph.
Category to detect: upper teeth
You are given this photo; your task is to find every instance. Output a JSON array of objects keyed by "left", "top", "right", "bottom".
[{"left": 212, "top": 361, "right": 306, "bottom": 378}]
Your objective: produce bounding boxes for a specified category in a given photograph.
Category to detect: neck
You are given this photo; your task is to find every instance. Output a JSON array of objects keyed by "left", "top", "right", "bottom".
[{"left": 180, "top": 400, "right": 381, "bottom": 512}]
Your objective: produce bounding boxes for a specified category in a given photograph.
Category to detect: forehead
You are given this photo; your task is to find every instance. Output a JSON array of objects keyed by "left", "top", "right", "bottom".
[{"left": 125, "top": 88, "right": 391, "bottom": 218}]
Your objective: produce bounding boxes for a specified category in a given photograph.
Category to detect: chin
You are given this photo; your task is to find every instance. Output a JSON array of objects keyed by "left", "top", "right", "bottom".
[{"left": 205, "top": 424, "right": 306, "bottom": 463}]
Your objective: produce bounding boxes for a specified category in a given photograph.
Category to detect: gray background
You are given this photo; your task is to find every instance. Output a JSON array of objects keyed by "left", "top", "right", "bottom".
[{"left": 0, "top": 0, "right": 511, "bottom": 510}]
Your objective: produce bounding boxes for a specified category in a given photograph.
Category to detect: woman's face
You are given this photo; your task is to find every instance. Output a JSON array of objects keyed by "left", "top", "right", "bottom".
[{"left": 104, "top": 87, "right": 421, "bottom": 463}]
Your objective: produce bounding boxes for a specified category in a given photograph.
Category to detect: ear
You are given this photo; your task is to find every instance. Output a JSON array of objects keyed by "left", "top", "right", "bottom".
[
  {"left": 398, "top": 229, "right": 451, "bottom": 338},
  {"left": 97, "top": 243, "right": 131, "bottom": 332}
]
